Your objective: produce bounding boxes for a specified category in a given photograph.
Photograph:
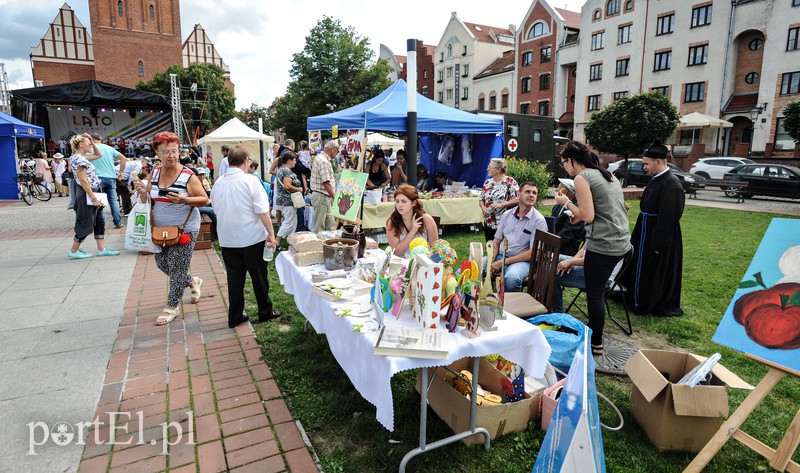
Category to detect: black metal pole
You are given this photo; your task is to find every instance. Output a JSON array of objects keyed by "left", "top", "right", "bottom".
[{"left": 407, "top": 38, "right": 418, "bottom": 189}]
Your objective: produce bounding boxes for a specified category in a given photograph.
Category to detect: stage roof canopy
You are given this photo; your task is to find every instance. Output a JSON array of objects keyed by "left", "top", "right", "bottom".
[{"left": 12, "top": 80, "right": 170, "bottom": 109}]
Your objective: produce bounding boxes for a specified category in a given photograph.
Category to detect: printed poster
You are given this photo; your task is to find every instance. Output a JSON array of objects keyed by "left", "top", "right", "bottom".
[
  {"left": 331, "top": 169, "right": 368, "bottom": 223},
  {"left": 346, "top": 129, "right": 367, "bottom": 171},
  {"left": 46, "top": 107, "right": 172, "bottom": 141},
  {"left": 712, "top": 218, "right": 800, "bottom": 374},
  {"left": 308, "top": 130, "right": 321, "bottom": 151}
]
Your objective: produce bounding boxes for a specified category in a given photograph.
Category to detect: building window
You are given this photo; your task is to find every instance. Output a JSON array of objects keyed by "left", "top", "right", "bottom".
[
  {"left": 593, "top": 9, "right": 602, "bottom": 21},
  {"left": 78, "top": 30, "right": 82, "bottom": 39},
  {"left": 780, "top": 71, "right": 800, "bottom": 95},
  {"left": 502, "top": 93, "right": 509, "bottom": 109},
  {"left": 618, "top": 25, "right": 631, "bottom": 44},
  {"left": 462, "top": 87, "right": 469, "bottom": 99},
  {"left": 463, "top": 45, "right": 468, "bottom": 55},
  {"left": 438, "top": 91, "right": 444, "bottom": 102},
  {"left": 190, "top": 44, "right": 194, "bottom": 52},
  {"left": 56, "top": 27, "right": 60, "bottom": 37},
  {"left": 591, "top": 31, "right": 605, "bottom": 50},
  {"left": 447, "top": 44, "right": 453, "bottom": 57},
  {"left": 651, "top": 86, "right": 670, "bottom": 97},
  {"left": 656, "top": 14, "right": 674, "bottom": 35},
  {"left": 654, "top": 50, "right": 672, "bottom": 71},
  {"left": 138, "top": 61, "right": 144, "bottom": 77},
  {"left": 538, "top": 101, "right": 550, "bottom": 116},
  {"left": 589, "top": 63, "right": 603, "bottom": 81},
  {"left": 522, "top": 51, "right": 532, "bottom": 66},
  {"left": 423, "top": 70, "right": 427, "bottom": 79},
  {"left": 607, "top": 0, "right": 619, "bottom": 16},
  {"left": 745, "top": 72, "right": 759, "bottom": 84},
  {"left": 437, "top": 70, "right": 443, "bottom": 82},
  {"left": 528, "top": 22, "right": 549, "bottom": 39},
  {"left": 478, "top": 98, "right": 485, "bottom": 110},
  {"left": 691, "top": 5, "right": 712, "bottom": 28},
  {"left": 788, "top": 27, "right": 800, "bottom": 51},
  {"left": 540, "top": 74, "right": 551, "bottom": 90},
  {"left": 149, "top": 5, "right": 154, "bottom": 20},
  {"left": 462, "top": 64, "right": 469, "bottom": 77},
  {"left": 206, "top": 46, "right": 211, "bottom": 54},
  {"left": 520, "top": 103, "right": 530, "bottom": 114},
  {"left": 688, "top": 44, "right": 708, "bottom": 66},
  {"left": 625, "top": 0, "right": 634, "bottom": 11},
  {"left": 614, "top": 91, "right": 629, "bottom": 101},
  {"left": 570, "top": 94, "right": 575, "bottom": 103},
  {"left": 446, "top": 67, "right": 453, "bottom": 79},
  {"left": 440, "top": 52, "right": 444, "bottom": 62},
  {"left": 684, "top": 82, "right": 705, "bottom": 102},
  {"left": 775, "top": 118, "right": 794, "bottom": 149},
  {"left": 749, "top": 38, "right": 763, "bottom": 50},
  {"left": 421, "top": 86, "right": 428, "bottom": 96},
  {"left": 541, "top": 46, "right": 551, "bottom": 62},
  {"left": 118, "top": 1, "right": 123, "bottom": 16},
  {"left": 490, "top": 95, "right": 497, "bottom": 110},
  {"left": 616, "top": 58, "right": 630, "bottom": 76},
  {"left": 794, "top": 0, "right": 800, "bottom": 6},
  {"left": 588, "top": 95, "right": 601, "bottom": 111},
  {"left": 446, "top": 89, "right": 453, "bottom": 100},
  {"left": 521, "top": 77, "right": 531, "bottom": 93}
]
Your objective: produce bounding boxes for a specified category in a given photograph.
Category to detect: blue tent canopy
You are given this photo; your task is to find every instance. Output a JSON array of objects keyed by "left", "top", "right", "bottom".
[
  {"left": 0, "top": 110, "right": 45, "bottom": 139},
  {"left": 306, "top": 80, "right": 503, "bottom": 134}
]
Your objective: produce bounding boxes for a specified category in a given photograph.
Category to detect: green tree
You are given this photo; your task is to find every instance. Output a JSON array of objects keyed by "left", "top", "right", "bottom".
[
  {"left": 584, "top": 91, "right": 680, "bottom": 158},
  {"left": 136, "top": 62, "right": 236, "bottom": 132},
  {"left": 273, "top": 16, "right": 392, "bottom": 139},
  {"left": 237, "top": 103, "right": 272, "bottom": 133},
  {"left": 782, "top": 100, "right": 800, "bottom": 144}
]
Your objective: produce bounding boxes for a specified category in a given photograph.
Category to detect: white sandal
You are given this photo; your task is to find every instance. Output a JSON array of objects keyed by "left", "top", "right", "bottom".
[
  {"left": 190, "top": 277, "right": 203, "bottom": 303},
  {"left": 156, "top": 307, "right": 182, "bottom": 326}
]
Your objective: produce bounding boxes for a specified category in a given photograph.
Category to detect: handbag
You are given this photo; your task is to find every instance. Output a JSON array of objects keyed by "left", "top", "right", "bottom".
[
  {"left": 279, "top": 171, "right": 306, "bottom": 208},
  {"left": 150, "top": 170, "right": 194, "bottom": 247}
]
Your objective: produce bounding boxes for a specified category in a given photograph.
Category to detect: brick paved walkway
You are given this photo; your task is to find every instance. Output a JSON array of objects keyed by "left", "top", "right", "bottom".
[{"left": 77, "top": 248, "right": 318, "bottom": 473}]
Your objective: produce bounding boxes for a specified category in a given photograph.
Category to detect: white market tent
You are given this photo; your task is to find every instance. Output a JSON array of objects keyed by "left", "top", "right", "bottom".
[
  {"left": 197, "top": 117, "right": 274, "bottom": 165},
  {"left": 677, "top": 112, "right": 733, "bottom": 144},
  {"left": 338, "top": 132, "right": 405, "bottom": 149}
]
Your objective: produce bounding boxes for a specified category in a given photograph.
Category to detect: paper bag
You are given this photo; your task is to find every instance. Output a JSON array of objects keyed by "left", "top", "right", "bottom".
[{"left": 124, "top": 198, "right": 161, "bottom": 253}]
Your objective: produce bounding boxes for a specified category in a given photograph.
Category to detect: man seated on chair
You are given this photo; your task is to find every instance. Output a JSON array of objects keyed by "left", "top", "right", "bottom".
[
  {"left": 551, "top": 245, "right": 624, "bottom": 313},
  {"left": 551, "top": 178, "right": 585, "bottom": 256},
  {"left": 485, "top": 182, "right": 548, "bottom": 293}
]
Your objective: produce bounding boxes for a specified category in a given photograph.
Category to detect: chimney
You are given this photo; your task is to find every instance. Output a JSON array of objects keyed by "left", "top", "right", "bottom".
[{"left": 509, "top": 24, "right": 517, "bottom": 35}]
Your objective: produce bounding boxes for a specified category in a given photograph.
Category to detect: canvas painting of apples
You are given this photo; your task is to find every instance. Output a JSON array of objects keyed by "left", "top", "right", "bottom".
[{"left": 712, "top": 218, "right": 800, "bottom": 373}]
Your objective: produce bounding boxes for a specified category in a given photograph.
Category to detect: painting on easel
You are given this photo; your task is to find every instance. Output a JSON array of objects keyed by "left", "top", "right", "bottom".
[
  {"left": 331, "top": 170, "right": 368, "bottom": 222},
  {"left": 712, "top": 218, "right": 800, "bottom": 374}
]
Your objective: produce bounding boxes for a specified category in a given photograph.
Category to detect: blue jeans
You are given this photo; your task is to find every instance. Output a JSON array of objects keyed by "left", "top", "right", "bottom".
[
  {"left": 482, "top": 255, "right": 530, "bottom": 293},
  {"left": 99, "top": 177, "right": 121, "bottom": 226}
]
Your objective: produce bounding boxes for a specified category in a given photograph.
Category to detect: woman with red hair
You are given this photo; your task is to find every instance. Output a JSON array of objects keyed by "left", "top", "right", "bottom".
[
  {"left": 386, "top": 184, "right": 438, "bottom": 256},
  {"left": 133, "top": 132, "right": 209, "bottom": 326}
]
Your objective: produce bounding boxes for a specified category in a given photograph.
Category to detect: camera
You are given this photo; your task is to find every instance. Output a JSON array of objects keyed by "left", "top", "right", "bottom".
[{"left": 158, "top": 187, "right": 183, "bottom": 197}]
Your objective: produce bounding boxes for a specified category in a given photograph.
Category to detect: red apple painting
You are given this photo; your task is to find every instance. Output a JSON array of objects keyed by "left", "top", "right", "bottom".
[{"left": 712, "top": 218, "right": 800, "bottom": 373}]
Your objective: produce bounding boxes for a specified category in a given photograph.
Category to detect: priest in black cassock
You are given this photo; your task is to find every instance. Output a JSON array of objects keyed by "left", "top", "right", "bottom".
[{"left": 623, "top": 140, "right": 685, "bottom": 317}]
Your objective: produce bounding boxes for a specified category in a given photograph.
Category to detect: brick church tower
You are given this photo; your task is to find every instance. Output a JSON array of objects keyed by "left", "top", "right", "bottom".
[{"left": 89, "top": 0, "right": 183, "bottom": 88}]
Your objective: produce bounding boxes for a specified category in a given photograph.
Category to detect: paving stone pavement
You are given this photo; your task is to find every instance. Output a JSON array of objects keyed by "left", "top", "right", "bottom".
[{"left": 0, "top": 227, "right": 319, "bottom": 473}]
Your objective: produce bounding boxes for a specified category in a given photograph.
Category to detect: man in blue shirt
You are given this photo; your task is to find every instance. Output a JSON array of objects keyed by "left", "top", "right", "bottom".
[{"left": 89, "top": 133, "right": 126, "bottom": 228}]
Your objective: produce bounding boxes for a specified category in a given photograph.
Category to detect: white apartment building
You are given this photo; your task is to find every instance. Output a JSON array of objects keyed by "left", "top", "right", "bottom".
[
  {"left": 434, "top": 13, "right": 517, "bottom": 111},
  {"left": 473, "top": 50, "right": 516, "bottom": 113},
  {"left": 570, "top": 0, "right": 800, "bottom": 158}
]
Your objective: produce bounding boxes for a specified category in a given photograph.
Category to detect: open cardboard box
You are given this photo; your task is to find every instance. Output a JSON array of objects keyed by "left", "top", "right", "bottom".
[
  {"left": 625, "top": 349, "right": 754, "bottom": 452},
  {"left": 416, "top": 357, "right": 540, "bottom": 446}
]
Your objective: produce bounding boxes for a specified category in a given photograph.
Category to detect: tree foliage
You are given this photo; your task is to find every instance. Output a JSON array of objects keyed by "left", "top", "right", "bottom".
[
  {"left": 237, "top": 103, "right": 272, "bottom": 134},
  {"left": 136, "top": 62, "right": 236, "bottom": 132},
  {"left": 584, "top": 92, "right": 680, "bottom": 157},
  {"left": 782, "top": 100, "right": 800, "bottom": 143},
  {"left": 272, "top": 16, "right": 392, "bottom": 139}
]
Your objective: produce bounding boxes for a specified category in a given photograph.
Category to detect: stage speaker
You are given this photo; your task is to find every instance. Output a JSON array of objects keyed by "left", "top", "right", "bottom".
[
  {"left": 90, "top": 107, "right": 98, "bottom": 118},
  {"left": 192, "top": 107, "right": 201, "bottom": 127},
  {"left": 129, "top": 109, "right": 136, "bottom": 119}
]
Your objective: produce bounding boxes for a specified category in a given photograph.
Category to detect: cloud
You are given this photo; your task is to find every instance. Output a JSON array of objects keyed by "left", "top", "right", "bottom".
[{"left": 0, "top": 6, "right": 56, "bottom": 58}]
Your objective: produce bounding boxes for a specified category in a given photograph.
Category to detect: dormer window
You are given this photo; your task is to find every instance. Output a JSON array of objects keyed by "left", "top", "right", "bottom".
[
  {"left": 527, "top": 22, "right": 548, "bottom": 39},
  {"left": 447, "top": 44, "right": 453, "bottom": 57}
]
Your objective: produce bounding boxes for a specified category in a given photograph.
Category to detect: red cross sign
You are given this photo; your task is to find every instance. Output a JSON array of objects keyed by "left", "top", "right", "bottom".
[{"left": 507, "top": 139, "right": 518, "bottom": 152}]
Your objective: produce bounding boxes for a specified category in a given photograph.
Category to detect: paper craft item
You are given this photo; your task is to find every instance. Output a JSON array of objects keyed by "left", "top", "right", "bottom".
[
  {"left": 470, "top": 242, "right": 484, "bottom": 279},
  {"left": 481, "top": 242, "right": 494, "bottom": 299},
  {"left": 478, "top": 293, "right": 501, "bottom": 331},
  {"left": 413, "top": 253, "right": 443, "bottom": 329},
  {"left": 371, "top": 276, "right": 394, "bottom": 312},
  {"left": 86, "top": 192, "right": 110, "bottom": 207},
  {"left": 331, "top": 170, "right": 368, "bottom": 222},
  {"left": 461, "top": 284, "right": 480, "bottom": 339},
  {"left": 443, "top": 292, "right": 463, "bottom": 333}
]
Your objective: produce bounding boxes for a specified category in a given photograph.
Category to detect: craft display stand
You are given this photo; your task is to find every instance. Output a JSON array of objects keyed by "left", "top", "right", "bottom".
[{"left": 684, "top": 355, "right": 800, "bottom": 473}]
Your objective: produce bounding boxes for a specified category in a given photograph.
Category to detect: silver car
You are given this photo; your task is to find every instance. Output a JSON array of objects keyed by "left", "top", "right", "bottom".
[{"left": 689, "top": 157, "right": 756, "bottom": 179}]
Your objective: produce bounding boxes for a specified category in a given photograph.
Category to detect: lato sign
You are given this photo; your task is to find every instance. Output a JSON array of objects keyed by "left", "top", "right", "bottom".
[{"left": 507, "top": 138, "right": 518, "bottom": 152}]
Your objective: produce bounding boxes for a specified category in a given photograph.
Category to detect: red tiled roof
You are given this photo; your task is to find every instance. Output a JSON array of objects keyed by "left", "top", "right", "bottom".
[
  {"left": 723, "top": 93, "right": 758, "bottom": 113},
  {"left": 555, "top": 8, "right": 581, "bottom": 30},
  {"left": 474, "top": 50, "right": 515, "bottom": 79},
  {"left": 422, "top": 44, "right": 436, "bottom": 55},
  {"left": 464, "top": 21, "right": 514, "bottom": 44},
  {"left": 395, "top": 54, "right": 407, "bottom": 64},
  {"left": 559, "top": 112, "right": 574, "bottom": 124}
]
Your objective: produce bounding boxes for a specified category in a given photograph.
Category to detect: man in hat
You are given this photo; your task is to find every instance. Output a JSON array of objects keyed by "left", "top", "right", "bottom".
[
  {"left": 551, "top": 178, "right": 585, "bottom": 257},
  {"left": 623, "top": 139, "right": 685, "bottom": 317}
]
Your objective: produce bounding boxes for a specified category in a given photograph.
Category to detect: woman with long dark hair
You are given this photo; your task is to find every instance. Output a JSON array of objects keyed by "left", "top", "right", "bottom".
[
  {"left": 553, "top": 141, "right": 630, "bottom": 356},
  {"left": 386, "top": 184, "right": 438, "bottom": 257}
]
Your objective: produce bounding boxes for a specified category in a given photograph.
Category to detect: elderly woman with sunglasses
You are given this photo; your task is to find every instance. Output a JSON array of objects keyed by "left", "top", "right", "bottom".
[{"left": 132, "top": 132, "right": 209, "bottom": 326}]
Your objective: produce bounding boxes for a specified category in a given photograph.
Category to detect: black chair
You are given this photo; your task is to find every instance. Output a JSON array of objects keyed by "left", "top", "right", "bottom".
[{"left": 565, "top": 249, "right": 634, "bottom": 336}]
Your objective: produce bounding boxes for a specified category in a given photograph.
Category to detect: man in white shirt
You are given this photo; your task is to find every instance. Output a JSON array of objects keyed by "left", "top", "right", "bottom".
[
  {"left": 217, "top": 144, "right": 231, "bottom": 180},
  {"left": 211, "top": 146, "right": 279, "bottom": 328}
]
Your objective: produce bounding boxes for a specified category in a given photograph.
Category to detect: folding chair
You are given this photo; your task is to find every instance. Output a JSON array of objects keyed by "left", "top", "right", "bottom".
[
  {"left": 565, "top": 249, "right": 634, "bottom": 335},
  {"left": 504, "top": 229, "right": 562, "bottom": 319}
]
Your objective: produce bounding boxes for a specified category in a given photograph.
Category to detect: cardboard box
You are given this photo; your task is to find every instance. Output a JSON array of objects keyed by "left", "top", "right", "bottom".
[
  {"left": 416, "top": 357, "right": 535, "bottom": 446},
  {"left": 625, "top": 349, "right": 753, "bottom": 452}
]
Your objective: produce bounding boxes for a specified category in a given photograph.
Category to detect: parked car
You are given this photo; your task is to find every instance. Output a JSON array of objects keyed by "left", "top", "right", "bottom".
[
  {"left": 723, "top": 164, "right": 800, "bottom": 199},
  {"left": 689, "top": 157, "right": 756, "bottom": 179},
  {"left": 612, "top": 160, "right": 705, "bottom": 193}
]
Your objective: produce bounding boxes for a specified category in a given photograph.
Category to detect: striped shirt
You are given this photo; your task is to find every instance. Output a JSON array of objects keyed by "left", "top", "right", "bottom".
[{"left": 150, "top": 166, "right": 200, "bottom": 231}]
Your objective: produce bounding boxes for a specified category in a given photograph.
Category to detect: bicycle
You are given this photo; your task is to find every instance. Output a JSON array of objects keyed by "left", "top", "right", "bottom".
[{"left": 14, "top": 171, "right": 52, "bottom": 205}]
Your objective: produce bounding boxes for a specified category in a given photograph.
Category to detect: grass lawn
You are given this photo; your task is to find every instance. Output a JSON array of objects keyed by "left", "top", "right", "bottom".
[{"left": 240, "top": 204, "right": 800, "bottom": 472}]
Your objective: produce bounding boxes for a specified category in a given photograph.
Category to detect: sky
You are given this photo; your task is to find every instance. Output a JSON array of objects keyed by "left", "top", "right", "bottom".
[{"left": 0, "top": 0, "right": 585, "bottom": 110}]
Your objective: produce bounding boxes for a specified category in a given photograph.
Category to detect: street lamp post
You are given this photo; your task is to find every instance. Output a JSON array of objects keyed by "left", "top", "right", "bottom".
[{"left": 748, "top": 106, "right": 763, "bottom": 157}]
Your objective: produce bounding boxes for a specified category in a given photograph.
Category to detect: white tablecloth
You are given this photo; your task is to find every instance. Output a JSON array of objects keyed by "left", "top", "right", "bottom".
[{"left": 275, "top": 251, "right": 552, "bottom": 431}]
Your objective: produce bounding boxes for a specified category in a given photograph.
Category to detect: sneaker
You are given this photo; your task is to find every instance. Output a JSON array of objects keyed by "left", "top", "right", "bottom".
[
  {"left": 68, "top": 249, "right": 93, "bottom": 259},
  {"left": 114, "top": 223, "right": 123, "bottom": 229},
  {"left": 96, "top": 248, "right": 120, "bottom": 257}
]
